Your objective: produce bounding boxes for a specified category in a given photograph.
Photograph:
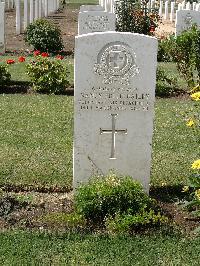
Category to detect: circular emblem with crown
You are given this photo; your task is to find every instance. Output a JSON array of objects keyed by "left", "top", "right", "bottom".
[{"left": 94, "top": 42, "right": 140, "bottom": 85}]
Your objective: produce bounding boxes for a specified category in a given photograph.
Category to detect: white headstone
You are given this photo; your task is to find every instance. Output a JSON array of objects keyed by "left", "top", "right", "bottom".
[
  {"left": 30, "top": 0, "right": 34, "bottom": 23},
  {"left": 74, "top": 32, "right": 158, "bottom": 192},
  {"left": 186, "top": 2, "right": 191, "bottom": 10},
  {"left": 178, "top": 3, "right": 183, "bottom": 11},
  {"left": 159, "top": 1, "right": 163, "bottom": 17},
  {"left": 196, "top": 4, "right": 200, "bottom": 12},
  {"left": 80, "top": 5, "right": 104, "bottom": 12},
  {"left": 78, "top": 11, "right": 116, "bottom": 35},
  {"left": 164, "top": 1, "right": 169, "bottom": 20},
  {"left": 24, "top": 0, "right": 29, "bottom": 30},
  {"left": 16, "top": 0, "right": 22, "bottom": 34},
  {"left": 170, "top": 2, "right": 175, "bottom": 22},
  {"left": 175, "top": 10, "right": 200, "bottom": 36},
  {"left": 0, "top": 2, "right": 5, "bottom": 53}
]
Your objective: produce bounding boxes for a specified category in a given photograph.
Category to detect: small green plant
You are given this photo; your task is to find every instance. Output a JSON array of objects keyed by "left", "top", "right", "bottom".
[
  {"left": 27, "top": 56, "right": 70, "bottom": 94},
  {"left": 25, "top": 19, "right": 64, "bottom": 53},
  {"left": 75, "top": 174, "right": 153, "bottom": 220},
  {"left": 157, "top": 37, "right": 173, "bottom": 62},
  {"left": 156, "top": 66, "right": 179, "bottom": 97},
  {"left": 115, "top": 0, "right": 160, "bottom": 35},
  {"left": 0, "top": 64, "right": 11, "bottom": 85},
  {"left": 105, "top": 210, "right": 168, "bottom": 234}
]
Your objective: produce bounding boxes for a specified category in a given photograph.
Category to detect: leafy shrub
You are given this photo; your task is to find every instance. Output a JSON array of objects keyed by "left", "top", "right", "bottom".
[
  {"left": 75, "top": 174, "right": 152, "bottom": 222},
  {"left": 157, "top": 37, "right": 174, "bottom": 62},
  {"left": 27, "top": 56, "right": 70, "bottom": 94},
  {"left": 156, "top": 66, "right": 180, "bottom": 97},
  {"left": 168, "top": 25, "right": 200, "bottom": 89},
  {"left": 0, "top": 64, "right": 11, "bottom": 85},
  {"left": 105, "top": 210, "right": 168, "bottom": 234},
  {"left": 25, "top": 19, "right": 64, "bottom": 53},
  {"left": 74, "top": 174, "right": 168, "bottom": 233},
  {"left": 115, "top": 0, "right": 160, "bottom": 35}
]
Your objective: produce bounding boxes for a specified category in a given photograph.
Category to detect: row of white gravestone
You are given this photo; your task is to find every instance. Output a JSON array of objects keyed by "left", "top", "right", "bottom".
[
  {"left": 159, "top": 1, "right": 200, "bottom": 22},
  {"left": 14, "top": 0, "right": 60, "bottom": 34},
  {"left": 74, "top": 5, "right": 158, "bottom": 193}
]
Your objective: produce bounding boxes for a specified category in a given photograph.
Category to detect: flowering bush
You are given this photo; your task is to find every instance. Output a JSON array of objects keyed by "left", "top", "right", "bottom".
[
  {"left": 25, "top": 19, "right": 64, "bottom": 53},
  {"left": 27, "top": 56, "right": 70, "bottom": 94},
  {"left": 115, "top": 0, "right": 160, "bottom": 35},
  {"left": 0, "top": 64, "right": 11, "bottom": 85}
]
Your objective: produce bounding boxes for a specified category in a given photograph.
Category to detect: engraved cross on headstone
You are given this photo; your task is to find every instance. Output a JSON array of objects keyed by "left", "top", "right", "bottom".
[
  {"left": 100, "top": 114, "right": 127, "bottom": 159},
  {"left": 109, "top": 51, "right": 125, "bottom": 70}
]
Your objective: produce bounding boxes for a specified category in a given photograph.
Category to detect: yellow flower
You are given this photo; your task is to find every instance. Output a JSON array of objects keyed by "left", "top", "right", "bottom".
[
  {"left": 191, "top": 92, "right": 200, "bottom": 101},
  {"left": 195, "top": 189, "right": 200, "bottom": 200},
  {"left": 182, "top": 186, "right": 189, "bottom": 192},
  {"left": 186, "top": 119, "right": 195, "bottom": 127},
  {"left": 190, "top": 84, "right": 200, "bottom": 93},
  {"left": 191, "top": 159, "right": 200, "bottom": 170}
]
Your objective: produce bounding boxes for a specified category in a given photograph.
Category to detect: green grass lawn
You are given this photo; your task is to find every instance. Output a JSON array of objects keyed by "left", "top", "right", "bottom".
[
  {"left": 0, "top": 95, "right": 198, "bottom": 188},
  {"left": 0, "top": 231, "right": 199, "bottom": 265}
]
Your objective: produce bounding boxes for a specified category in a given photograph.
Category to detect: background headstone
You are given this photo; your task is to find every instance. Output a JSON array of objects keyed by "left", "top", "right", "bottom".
[
  {"left": 78, "top": 11, "right": 116, "bottom": 35},
  {"left": 80, "top": 5, "right": 104, "bottom": 12},
  {"left": 175, "top": 10, "right": 200, "bottom": 36},
  {"left": 0, "top": 2, "right": 5, "bottom": 53},
  {"left": 74, "top": 32, "right": 158, "bottom": 192}
]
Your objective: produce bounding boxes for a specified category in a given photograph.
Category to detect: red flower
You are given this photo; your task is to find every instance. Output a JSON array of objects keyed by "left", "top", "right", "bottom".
[
  {"left": 56, "top": 55, "right": 64, "bottom": 60},
  {"left": 41, "top": 52, "right": 49, "bottom": 57},
  {"left": 7, "top": 59, "right": 15, "bottom": 64},
  {"left": 18, "top": 56, "right": 26, "bottom": 62},
  {"left": 34, "top": 50, "right": 40, "bottom": 56},
  {"left": 149, "top": 25, "right": 155, "bottom": 33}
]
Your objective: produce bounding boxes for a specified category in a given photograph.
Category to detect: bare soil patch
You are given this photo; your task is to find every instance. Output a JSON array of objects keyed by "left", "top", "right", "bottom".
[{"left": 5, "top": 6, "right": 78, "bottom": 53}]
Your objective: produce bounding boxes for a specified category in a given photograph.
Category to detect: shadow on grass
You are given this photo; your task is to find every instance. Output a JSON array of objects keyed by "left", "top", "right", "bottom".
[
  {"left": 150, "top": 185, "right": 189, "bottom": 203},
  {"left": 0, "top": 81, "right": 74, "bottom": 95}
]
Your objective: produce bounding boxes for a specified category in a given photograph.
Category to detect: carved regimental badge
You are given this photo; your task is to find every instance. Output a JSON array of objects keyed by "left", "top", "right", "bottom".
[{"left": 94, "top": 42, "right": 140, "bottom": 85}]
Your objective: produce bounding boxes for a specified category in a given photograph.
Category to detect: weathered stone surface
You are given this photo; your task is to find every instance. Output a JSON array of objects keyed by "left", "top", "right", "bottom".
[
  {"left": 0, "top": 2, "right": 5, "bottom": 53},
  {"left": 175, "top": 10, "right": 200, "bottom": 36},
  {"left": 74, "top": 32, "right": 158, "bottom": 192},
  {"left": 78, "top": 11, "right": 115, "bottom": 35},
  {"left": 79, "top": 5, "right": 104, "bottom": 12}
]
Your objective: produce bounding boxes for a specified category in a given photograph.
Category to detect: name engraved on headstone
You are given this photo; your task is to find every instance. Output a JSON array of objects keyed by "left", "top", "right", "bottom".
[
  {"left": 78, "top": 11, "right": 116, "bottom": 35},
  {"left": 84, "top": 15, "right": 109, "bottom": 31},
  {"left": 78, "top": 87, "right": 150, "bottom": 112}
]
